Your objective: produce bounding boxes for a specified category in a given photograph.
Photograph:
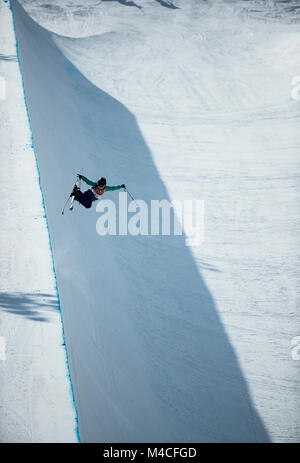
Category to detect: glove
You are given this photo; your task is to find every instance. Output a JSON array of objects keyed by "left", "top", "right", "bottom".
[
  {"left": 77, "top": 174, "right": 82, "bottom": 180},
  {"left": 121, "top": 184, "right": 126, "bottom": 188}
]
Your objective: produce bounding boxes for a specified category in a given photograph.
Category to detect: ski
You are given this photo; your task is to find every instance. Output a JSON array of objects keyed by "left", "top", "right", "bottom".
[
  {"left": 62, "top": 195, "right": 71, "bottom": 215},
  {"left": 62, "top": 175, "right": 81, "bottom": 214},
  {"left": 69, "top": 195, "right": 75, "bottom": 211}
]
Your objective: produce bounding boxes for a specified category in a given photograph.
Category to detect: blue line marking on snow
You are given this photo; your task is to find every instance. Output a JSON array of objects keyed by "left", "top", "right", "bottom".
[{"left": 8, "top": 0, "right": 80, "bottom": 443}]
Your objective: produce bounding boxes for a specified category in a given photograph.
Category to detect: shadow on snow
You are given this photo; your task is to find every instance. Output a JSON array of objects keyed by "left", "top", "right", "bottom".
[
  {"left": 12, "top": 0, "right": 269, "bottom": 443},
  {"left": 0, "top": 292, "right": 59, "bottom": 322}
]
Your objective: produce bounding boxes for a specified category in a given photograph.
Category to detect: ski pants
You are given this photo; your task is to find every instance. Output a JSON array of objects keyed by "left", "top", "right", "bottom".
[{"left": 74, "top": 189, "right": 97, "bottom": 208}]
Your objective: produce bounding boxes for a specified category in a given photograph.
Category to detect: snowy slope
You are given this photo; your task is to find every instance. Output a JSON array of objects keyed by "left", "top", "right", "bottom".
[
  {"left": 0, "top": 1, "right": 78, "bottom": 442},
  {"left": 12, "top": 0, "right": 300, "bottom": 442}
]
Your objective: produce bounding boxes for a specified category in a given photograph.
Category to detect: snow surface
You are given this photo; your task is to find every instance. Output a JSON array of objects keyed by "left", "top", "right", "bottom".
[
  {"left": 0, "top": 0, "right": 78, "bottom": 442},
  {"left": 8, "top": 0, "right": 300, "bottom": 442}
]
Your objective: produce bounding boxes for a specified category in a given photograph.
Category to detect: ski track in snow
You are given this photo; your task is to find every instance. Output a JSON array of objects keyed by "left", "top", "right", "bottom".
[{"left": 6, "top": 0, "right": 300, "bottom": 442}]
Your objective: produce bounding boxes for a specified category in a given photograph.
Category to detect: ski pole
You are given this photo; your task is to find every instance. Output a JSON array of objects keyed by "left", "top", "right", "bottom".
[
  {"left": 78, "top": 168, "right": 83, "bottom": 189},
  {"left": 70, "top": 171, "right": 83, "bottom": 212},
  {"left": 62, "top": 196, "right": 71, "bottom": 215},
  {"left": 62, "top": 172, "right": 82, "bottom": 214},
  {"left": 124, "top": 187, "right": 137, "bottom": 205}
]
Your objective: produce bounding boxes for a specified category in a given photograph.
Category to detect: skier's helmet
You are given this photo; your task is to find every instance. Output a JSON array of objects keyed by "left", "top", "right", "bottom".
[{"left": 97, "top": 177, "right": 107, "bottom": 188}]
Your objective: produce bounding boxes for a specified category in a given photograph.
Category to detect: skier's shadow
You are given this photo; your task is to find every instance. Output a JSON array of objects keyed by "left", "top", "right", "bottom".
[
  {"left": 100, "top": 0, "right": 179, "bottom": 9},
  {"left": 0, "top": 292, "right": 59, "bottom": 322},
  {"left": 101, "top": 0, "right": 142, "bottom": 9},
  {"left": 154, "top": 0, "right": 179, "bottom": 9},
  {"left": 12, "top": 0, "right": 269, "bottom": 443},
  {"left": 0, "top": 53, "right": 17, "bottom": 61}
]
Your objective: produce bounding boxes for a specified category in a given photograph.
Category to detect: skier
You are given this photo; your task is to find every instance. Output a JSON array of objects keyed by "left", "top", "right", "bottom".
[{"left": 71, "top": 174, "right": 126, "bottom": 209}]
